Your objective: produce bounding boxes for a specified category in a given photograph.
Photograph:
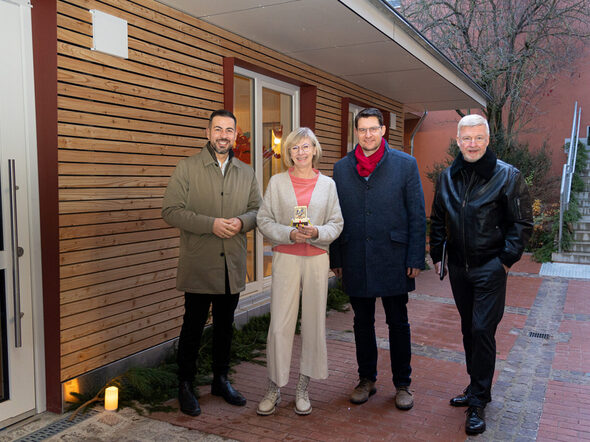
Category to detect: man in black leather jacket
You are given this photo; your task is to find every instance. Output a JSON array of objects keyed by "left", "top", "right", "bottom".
[{"left": 430, "top": 114, "right": 533, "bottom": 435}]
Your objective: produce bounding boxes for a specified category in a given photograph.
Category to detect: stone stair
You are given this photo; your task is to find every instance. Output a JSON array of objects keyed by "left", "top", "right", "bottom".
[{"left": 552, "top": 157, "right": 590, "bottom": 264}]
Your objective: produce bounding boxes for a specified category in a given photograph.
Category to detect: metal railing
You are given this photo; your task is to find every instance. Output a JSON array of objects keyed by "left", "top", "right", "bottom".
[{"left": 558, "top": 102, "right": 582, "bottom": 252}]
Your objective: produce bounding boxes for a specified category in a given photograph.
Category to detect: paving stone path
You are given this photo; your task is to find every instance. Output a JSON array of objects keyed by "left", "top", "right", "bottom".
[
  {"left": 482, "top": 278, "right": 568, "bottom": 441},
  {"left": 329, "top": 277, "right": 573, "bottom": 441},
  {"left": 69, "top": 256, "right": 589, "bottom": 441}
]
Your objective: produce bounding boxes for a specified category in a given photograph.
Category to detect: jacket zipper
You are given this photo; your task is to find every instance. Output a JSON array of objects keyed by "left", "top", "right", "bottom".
[{"left": 461, "top": 170, "right": 476, "bottom": 271}]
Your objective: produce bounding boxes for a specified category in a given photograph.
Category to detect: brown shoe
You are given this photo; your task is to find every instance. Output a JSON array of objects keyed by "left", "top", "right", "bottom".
[
  {"left": 395, "top": 386, "right": 414, "bottom": 410},
  {"left": 350, "top": 378, "right": 377, "bottom": 404}
]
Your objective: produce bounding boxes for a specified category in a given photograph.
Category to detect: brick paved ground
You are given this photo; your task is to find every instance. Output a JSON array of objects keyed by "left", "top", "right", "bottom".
[{"left": 150, "top": 254, "right": 590, "bottom": 441}]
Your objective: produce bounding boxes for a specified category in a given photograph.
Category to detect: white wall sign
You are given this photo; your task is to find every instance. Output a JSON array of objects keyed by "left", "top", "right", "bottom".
[{"left": 90, "top": 9, "right": 128, "bottom": 59}]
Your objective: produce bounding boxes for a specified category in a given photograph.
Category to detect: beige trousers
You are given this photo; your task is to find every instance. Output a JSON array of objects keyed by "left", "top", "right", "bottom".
[{"left": 266, "top": 251, "right": 330, "bottom": 387}]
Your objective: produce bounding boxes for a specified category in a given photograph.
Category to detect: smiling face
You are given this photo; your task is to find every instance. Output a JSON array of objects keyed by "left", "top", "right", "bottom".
[
  {"left": 290, "top": 137, "right": 316, "bottom": 171},
  {"left": 355, "top": 116, "right": 386, "bottom": 156},
  {"left": 457, "top": 124, "right": 489, "bottom": 163},
  {"left": 206, "top": 115, "right": 237, "bottom": 159}
]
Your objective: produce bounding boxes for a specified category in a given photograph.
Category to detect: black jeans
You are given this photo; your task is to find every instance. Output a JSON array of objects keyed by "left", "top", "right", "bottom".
[
  {"left": 449, "top": 257, "right": 507, "bottom": 408},
  {"left": 177, "top": 267, "right": 240, "bottom": 382},
  {"left": 349, "top": 294, "right": 411, "bottom": 388}
]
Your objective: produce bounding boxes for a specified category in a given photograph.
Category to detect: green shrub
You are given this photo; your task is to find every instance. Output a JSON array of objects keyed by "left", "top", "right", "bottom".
[
  {"left": 529, "top": 141, "right": 587, "bottom": 262},
  {"left": 327, "top": 281, "right": 349, "bottom": 312}
]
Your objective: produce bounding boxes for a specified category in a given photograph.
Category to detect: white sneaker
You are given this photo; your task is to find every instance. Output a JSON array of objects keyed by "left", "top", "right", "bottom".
[
  {"left": 294, "top": 374, "right": 312, "bottom": 415},
  {"left": 257, "top": 380, "right": 280, "bottom": 416}
]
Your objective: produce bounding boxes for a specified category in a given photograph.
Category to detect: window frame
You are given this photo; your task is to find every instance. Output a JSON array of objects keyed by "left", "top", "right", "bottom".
[{"left": 340, "top": 97, "right": 390, "bottom": 157}]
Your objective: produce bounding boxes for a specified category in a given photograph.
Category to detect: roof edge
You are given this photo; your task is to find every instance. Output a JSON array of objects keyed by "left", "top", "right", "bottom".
[{"left": 341, "top": 0, "right": 490, "bottom": 108}]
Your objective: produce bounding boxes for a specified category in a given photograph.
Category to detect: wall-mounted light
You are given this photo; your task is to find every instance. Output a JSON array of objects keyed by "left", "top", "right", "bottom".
[
  {"left": 272, "top": 131, "right": 282, "bottom": 146},
  {"left": 104, "top": 386, "right": 118, "bottom": 411}
]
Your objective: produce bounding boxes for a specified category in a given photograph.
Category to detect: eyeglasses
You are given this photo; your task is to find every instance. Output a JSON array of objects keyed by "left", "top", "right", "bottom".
[
  {"left": 357, "top": 126, "right": 383, "bottom": 135},
  {"left": 460, "top": 136, "right": 487, "bottom": 144},
  {"left": 291, "top": 144, "right": 312, "bottom": 153}
]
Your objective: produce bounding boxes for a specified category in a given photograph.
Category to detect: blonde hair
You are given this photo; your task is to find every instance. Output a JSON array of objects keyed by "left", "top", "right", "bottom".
[
  {"left": 457, "top": 114, "right": 489, "bottom": 137},
  {"left": 282, "top": 127, "right": 322, "bottom": 168}
]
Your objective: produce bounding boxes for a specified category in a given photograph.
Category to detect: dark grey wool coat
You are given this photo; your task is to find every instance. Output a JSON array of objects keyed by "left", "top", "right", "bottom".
[{"left": 330, "top": 142, "right": 426, "bottom": 298}]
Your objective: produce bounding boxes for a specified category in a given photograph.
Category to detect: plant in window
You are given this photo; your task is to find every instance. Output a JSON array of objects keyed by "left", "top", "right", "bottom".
[{"left": 234, "top": 127, "right": 251, "bottom": 164}]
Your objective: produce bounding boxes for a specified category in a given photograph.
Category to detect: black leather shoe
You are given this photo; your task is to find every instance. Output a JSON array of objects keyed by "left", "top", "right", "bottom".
[
  {"left": 211, "top": 374, "right": 247, "bottom": 406},
  {"left": 450, "top": 387, "right": 469, "bottom": 407},
  {"left": 178, "top": 381, "right": 201, "bottom": 416},
  {"left": 465, "top": 406, "right": 486, "bottom": 435}
]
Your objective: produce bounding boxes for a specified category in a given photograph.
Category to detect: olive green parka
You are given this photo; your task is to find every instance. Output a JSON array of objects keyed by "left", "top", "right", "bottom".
[{"left": 162, "top": 144, "right": 261, "bottom": 294}]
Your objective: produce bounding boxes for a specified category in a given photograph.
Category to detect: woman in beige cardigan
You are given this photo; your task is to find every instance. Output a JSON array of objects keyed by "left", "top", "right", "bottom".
[{"left": 256, "top": 127, "right": 343, "bottom": 416}]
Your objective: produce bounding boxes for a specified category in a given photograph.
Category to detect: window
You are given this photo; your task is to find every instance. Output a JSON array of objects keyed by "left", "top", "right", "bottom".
[
  {"left": 347, "top": 103, "right": 364, "bottom": 152},
  {"left": 340, "top": 98, "right": 390, "bottom": 157}
]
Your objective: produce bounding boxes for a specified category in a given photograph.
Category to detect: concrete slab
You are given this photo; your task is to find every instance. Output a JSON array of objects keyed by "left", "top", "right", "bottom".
[{"left": 540, "top": 262, "right": 590, "bottom": 279}]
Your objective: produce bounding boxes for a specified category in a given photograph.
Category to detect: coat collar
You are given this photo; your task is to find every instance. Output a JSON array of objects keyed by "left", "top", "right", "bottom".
[
  {"left": 450, "top": 147, "right": 497, "bottom": 180},
  {"left": 203, "top": 141, "right": 235, "bottom": 167}
]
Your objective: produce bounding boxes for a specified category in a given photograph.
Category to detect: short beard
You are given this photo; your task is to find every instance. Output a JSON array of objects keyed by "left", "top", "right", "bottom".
[{"left": 212, "top": 139, "right": 232, "bottom": 156}]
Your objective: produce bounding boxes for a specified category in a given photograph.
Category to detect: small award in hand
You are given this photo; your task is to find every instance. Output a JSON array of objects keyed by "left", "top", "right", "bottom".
[{"left": 291, "top": 206, "right": 311, "bottom": 227}]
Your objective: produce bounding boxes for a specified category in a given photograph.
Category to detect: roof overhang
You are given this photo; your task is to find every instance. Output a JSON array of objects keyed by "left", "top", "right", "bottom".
[{"left": 156, "top": 0, "right": 489, "bottom": 114}]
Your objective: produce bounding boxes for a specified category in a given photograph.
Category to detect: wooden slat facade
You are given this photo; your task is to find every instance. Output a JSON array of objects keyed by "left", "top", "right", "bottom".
[{"left": 57, "top": 0, "right": 405, "bottom": 382}]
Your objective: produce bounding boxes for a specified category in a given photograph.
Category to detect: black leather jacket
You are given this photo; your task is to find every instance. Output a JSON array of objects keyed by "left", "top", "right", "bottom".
[{"left": 430, "top": 149, "right": 533, "bottom": 269}]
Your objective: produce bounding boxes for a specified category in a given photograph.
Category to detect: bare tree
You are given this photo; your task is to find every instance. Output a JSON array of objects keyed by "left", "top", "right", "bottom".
[{"left": 399, "top": 0, "right": 590, "bottom": 147}]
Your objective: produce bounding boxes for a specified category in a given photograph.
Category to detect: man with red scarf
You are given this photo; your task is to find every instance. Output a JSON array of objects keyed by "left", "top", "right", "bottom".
[{"left": 330, "top": 108, "right": 426, "bottom": 410}]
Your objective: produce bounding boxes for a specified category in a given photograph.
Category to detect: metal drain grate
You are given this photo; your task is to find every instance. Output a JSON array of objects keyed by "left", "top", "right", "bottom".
[
  {"left": 529, "top": 331, "right": 551, "bottom": 340},
  {"left": 15, "top": 409, "right": 98, "bottom": 441}
]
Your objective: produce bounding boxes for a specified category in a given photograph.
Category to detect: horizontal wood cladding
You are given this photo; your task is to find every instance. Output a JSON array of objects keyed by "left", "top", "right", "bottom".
[{"left": 57, "top": 0, "right": 404, "bottom": 381}]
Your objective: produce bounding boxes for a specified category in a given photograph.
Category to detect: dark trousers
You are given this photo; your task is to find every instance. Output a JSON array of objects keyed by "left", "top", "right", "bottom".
[
  {"left": 349, "top": 294, "right": 411, "bottom": 388},
  {"left": 177, "top": 266, "right": 240, "bottom": 382},
  {"left": 449, "top": 257, "right": 507, "bottom": 408}
]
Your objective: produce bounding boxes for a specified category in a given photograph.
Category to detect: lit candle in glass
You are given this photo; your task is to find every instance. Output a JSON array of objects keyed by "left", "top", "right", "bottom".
[{"left": 104, "top": 386, "right": 118, "bottom": 411}]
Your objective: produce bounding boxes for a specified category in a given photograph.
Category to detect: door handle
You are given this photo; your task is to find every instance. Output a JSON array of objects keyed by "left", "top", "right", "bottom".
[{"left": 9, "top": 159, "right": 22, "bottom": 348}]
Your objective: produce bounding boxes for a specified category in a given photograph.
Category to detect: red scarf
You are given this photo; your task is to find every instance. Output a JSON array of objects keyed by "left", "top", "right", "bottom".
[{"left": 355, "top": 139, "right": 385, "bottom": 177}]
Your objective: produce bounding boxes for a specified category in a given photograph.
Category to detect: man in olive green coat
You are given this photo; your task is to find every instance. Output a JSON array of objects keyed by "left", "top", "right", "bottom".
[{"left": 162, "top": 109, "right": 261, "bottom": 416}]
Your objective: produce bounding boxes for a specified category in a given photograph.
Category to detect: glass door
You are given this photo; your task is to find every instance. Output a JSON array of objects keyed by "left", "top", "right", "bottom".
[
  {"left": 0, "top": 0, "right": 39, "bottom": 426},
  {"left": 234, "top": 68, "right": 299, "bottom": 294},
  {"left": 261, "top": 87, "right": 292, "bottom": 279}
]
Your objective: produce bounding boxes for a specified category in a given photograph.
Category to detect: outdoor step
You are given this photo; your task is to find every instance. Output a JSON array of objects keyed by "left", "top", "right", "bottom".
[
  {"left": 575, "top": 191, "right": 590, "bottom": 200},
  {"left": 573, "top": 220, "right": 590, "bottom": 230},
  {"left": 580, "top": 207, "right": 590, "bottom": 216},
  {"left": 569, "top": 242, "right": 590, "bottom": 253},
  {"left": 578, "top": 200, "right": 590, "bottom": 208},
  {"left": 551, "top": 251, "right": 590, "bottom": 264},
  {"left": 573, "top": 231, "right": 590, "bottom": 241}
]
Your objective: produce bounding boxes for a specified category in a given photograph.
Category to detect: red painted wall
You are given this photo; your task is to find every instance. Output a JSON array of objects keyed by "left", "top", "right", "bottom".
[
  {"left": 518, "top": 48, "right": 590, "bottom": 176},
  {"left": 413, "top": 46, "right": 590, "bottom": 216},
  {"left": 31, "top": 0, "right": 61, "bottom": 413}
]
